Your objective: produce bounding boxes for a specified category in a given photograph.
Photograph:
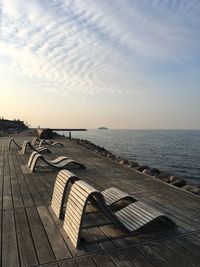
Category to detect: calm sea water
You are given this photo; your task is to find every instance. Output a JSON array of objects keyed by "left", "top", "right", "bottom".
[{"left": 60, "top": 130, "right": 200, "bottom": 184}]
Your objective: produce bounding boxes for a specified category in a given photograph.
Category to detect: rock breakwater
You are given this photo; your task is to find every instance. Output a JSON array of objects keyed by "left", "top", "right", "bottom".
[{"left": 72, "top": 138, "right": 200, "bottom": 196}]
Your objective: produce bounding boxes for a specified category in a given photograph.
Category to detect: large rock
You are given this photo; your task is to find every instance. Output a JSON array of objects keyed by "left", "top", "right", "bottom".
[
  {"left": 119, "top": 159, "right": 129, "bottom": 165},
  {"left": 129, "top": 161, "right": 139, "bottom": 168},
  {"left": 150, "top": 168, "right": 160, "bottom": 176},
  {"left": 168, "top": 176, "right": 187, "bottom": 187},
  {"left": 142, "top": 169, "right": 151, "bottom": 175},
  {"left": 156, "top": 173, "right": 170, "bottom": 183},
  {"left": 37, "top": 128, "right": 53, "bottom": 139},
  {"left": 143, "top": 168, "right": 160, "bottom": 176},
  {"left": 182, "top": 185, "right": 200, "bottom": 195},
  {"left": 136, "top": 165, "right": 150, "bottom": 172}
]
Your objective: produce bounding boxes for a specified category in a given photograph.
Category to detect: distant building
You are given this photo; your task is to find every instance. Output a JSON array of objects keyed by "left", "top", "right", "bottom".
[{"left": 0, "top": 118, "right": 28, "bottom": 132}]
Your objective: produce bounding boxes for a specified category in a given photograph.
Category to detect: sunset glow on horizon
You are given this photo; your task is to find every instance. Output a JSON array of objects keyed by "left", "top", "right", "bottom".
[{"left": 0, "top": 0, "right": 199, "bottom": 129}]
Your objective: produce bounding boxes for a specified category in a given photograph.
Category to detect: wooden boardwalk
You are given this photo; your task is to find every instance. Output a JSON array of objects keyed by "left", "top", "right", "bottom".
[{"left": 1, "top": 136, "right": 200, "bottom": 267}]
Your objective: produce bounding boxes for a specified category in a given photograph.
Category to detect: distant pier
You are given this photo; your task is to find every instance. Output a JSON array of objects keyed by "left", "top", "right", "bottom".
[
  {"left": 37, "top": 128, "right": 87, "bottom": 139},
  {"left": 52, "top": 128, "right": 87, "bottom": 139}
]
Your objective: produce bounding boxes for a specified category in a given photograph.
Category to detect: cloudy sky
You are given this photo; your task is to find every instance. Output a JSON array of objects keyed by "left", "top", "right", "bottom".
[{"left": 0, "top": 0, "right": 200, "bottom": 128}]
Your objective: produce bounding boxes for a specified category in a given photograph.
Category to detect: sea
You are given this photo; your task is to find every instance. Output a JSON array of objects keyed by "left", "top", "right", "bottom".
[{"left": 60, "top": 129, "right": 200, "bottom": 185}]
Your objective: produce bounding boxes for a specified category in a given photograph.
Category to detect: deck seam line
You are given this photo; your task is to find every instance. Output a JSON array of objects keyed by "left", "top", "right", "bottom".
[
  {"left": 8, "top": 146, "right": 21, "bottom": 266},
  {"left": 148, "top": 240, "right": 193, "bottom": 267},
  {"left": 28, "top": 230, "right": 200, "bottom": 267}
]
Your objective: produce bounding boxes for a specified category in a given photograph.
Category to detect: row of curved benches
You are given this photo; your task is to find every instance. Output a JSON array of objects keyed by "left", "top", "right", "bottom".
[
  {"left": 9, "top": 137, "right": 85, "bottom": 172},
  {"left": 9, "top": 137, "right": 64, "bottom": 154},
  {"left": 9, "top": 137, "right": 176, "bottom": 248}
]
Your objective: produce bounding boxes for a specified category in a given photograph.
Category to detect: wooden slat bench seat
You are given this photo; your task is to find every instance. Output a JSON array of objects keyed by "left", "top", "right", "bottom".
[
  {"left": 51, "top": 170, "right": 80, "bottom": 219},
  {"left": 63, "top": 180, "right": 100, "bottom": 248},
  {"left": 27, "top": 151, "right": 86, "bottom": 172},
  {"left": 8, "top": 138, "right": 21, "bottom": 149},
  {"left": 102, "top": 187, "right": 136, "bottom": 206},
  {"left": 63, "top": 180, "right": 176, "bottom": 248},
  {"left": 27, "top": 152, "right": 70, "bottom": 171},
  {"left": 114, "top": 201, "right": 166, "bottom": 231},
  {"left": 31, "top": 137, "right": 40, "bottom": 146},
  {"left": 20, "top": 140, "right": 51, "bottom": 154},
  {"left": 8, "top": 137, "right": 40, "bottom": 150},
  {"left": 51, "top": 170, "right": 137, "bottom": 220},
  {"left": 38, "top": 139, "right": 64, "bottom": 147}
]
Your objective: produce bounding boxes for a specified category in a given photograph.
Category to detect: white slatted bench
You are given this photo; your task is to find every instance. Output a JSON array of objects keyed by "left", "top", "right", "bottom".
[
  {"left": 38, "top": 139, "right": 64, "bottom": 147},
  {"left": 63, "top": 180, "right": 176, "bottom": 248},
  {"left": 9, "top": 137, "right": 40, "bottom": 150},
  {"left": 51, "top": 170, "right": 80, "bottom": 219},
  {"left": 21, "top": 140, "right": 51, "bottom": 155},
  {"left": 31, "top": 137, "right": 40, "bottom": 146},
  {"left": 8, "top": 139, "right": 21, "bottom": 149},
  {"left": 27, "top": 152, "right": 70, "bottom": 172},
  {"left": 51, "top": 171, "right": 137, "bottom": 221},
  {"left": 63, "top": 180, "right": 102, "bottom": 248},
  {"left": 102, "top": 187, "right": 136, "bottom": 206},
  {"left": 27, "top": 152, "right": 86, "bottom": 172}
]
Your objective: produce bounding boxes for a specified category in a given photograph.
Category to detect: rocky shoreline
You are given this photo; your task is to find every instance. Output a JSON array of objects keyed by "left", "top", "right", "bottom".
[{"left": 71, "top": 138, "right": 200, "bottom": 196}]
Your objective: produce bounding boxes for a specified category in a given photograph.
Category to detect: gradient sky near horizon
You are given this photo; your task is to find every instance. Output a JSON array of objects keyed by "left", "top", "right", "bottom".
[{"left": 0, "top": 0, "right": 200, "bottom": 129}]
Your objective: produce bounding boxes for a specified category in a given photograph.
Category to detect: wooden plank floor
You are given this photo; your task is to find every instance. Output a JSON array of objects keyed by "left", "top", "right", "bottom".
[{"left": 1, "top": 137, "right": 200, "bottom": 267}]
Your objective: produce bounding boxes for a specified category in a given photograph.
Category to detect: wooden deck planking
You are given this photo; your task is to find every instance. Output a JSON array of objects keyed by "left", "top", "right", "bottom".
[
  {"left": 138, "top": 245, "right": 172, "bottom": 267},
  {"left": 18, "top": 151, "right": 55, "bottom": 200},
  {"left": 10, "top": 171, "right": 24, "bottom": 209},
  {"left": 0, "top": 137, "right": 200, "bottom": 267},
  {"left": 163, "top": 239, "right": 200, "bottom": 266},
  {"left": 123, "top": 246, "right": 155, "bottom": 267},
  {"left": 92, "top": 253, "right": 116, "bottom": 266},
  {"left": 148, "top": 242, "right": 191, "bottom": 267},
  {"left": 17, "top": 152, "right": 47, "bottom": 207},
  {"left": 3, "top": 153, "right": 13, "bottom": 210},
  {"left": 26, "top": 206, "right": 56, "bottom": 264},
  {"left": 75, "top": 257, "right": 96, "bottom": 267},
  {"left": 37, "top": 205, "right": 72, "bottom": 260},
  {"left": 16, "top": 173, "right": 35, "bottom": 208},
  {"left": 86, "top": 226, "right": 118, "bottom": 251},
  {"left": 11, "top": 151, "right": 35, "bottom": 208},
  {"left": 47, "top": 205, "right": 88, "bottom": 258},
  {"left": 107, "top": 250, "right": 133, "bottom": 267},
  {"left": 2, "top": 209, "right": 20, "bottom": 267},
  {"left": 14, "top": 208, "right": 38, "bottom": 266}
]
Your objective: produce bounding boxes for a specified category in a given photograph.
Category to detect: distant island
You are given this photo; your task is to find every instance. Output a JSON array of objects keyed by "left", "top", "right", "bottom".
[{"left": 98, "top": 127, "right": 108, "bottom": 130}]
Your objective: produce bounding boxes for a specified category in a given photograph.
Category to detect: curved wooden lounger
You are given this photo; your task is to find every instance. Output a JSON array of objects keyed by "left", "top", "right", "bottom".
[
  {"left": 9, "top": 137, "right": 40, "bottom": 150},
  {"left": 27, "top": 151, "right": 86, "bottom": 172},
  {"left": 27, "top": 152, "right": 70, "bottom": 171},
  {"left": 51, "top": 170, "right": 136, "bottom": 220},
  {"left": 51, "top": 170, "right": 80, "bottom": 219},
  {"left": 63, "top": 180, "right": 176, "bottom": 248},
  {"left": 101, "top": 187, "right": 136, "bottom": 206},
  {"left": 8, "top": 139, "right": 21, "bottom": 149},
  {"left": 31, "top": 137, "right": 40, "bottom": 146},
  {"left": 38, "top": 139, "right": 64, "bottom": 147},
  {"left": 21, "top": 140, "right": 51, "bottom": 155}
]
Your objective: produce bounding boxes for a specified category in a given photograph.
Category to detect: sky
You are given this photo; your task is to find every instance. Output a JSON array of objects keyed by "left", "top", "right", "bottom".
[{"left": 0, "top": 0, "right": 200, "bottom": 129}]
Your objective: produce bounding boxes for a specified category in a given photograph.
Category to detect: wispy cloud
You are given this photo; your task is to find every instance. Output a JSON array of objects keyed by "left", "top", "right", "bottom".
[{"left": 0, "top": 0, "right": 199, "bottom": 95}]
